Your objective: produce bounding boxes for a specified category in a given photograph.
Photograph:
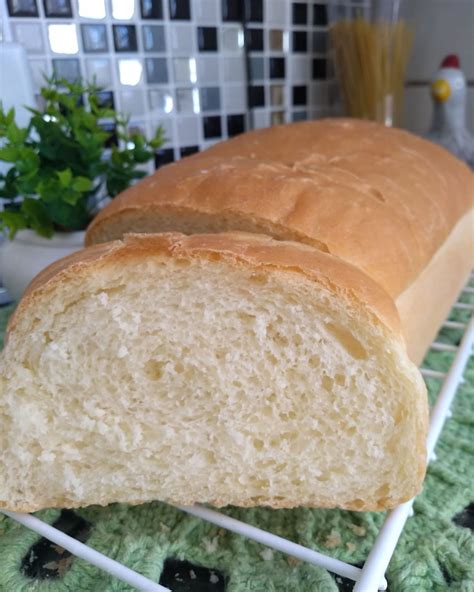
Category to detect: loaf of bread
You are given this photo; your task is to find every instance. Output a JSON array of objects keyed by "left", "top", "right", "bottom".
[
  {"left": 1, "top": 232, "right": 427, "bottom": 512},
  {"left": 86, "top": 119, "right": 474, "bottom": 363}
]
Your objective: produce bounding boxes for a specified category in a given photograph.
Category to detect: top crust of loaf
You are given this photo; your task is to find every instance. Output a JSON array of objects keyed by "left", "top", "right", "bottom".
[
  {"left": 85, "top": 118, "right": 474, "bottom": 298},
  {"left": 8, "top": 231, "right": 401, "bottom": 343}
]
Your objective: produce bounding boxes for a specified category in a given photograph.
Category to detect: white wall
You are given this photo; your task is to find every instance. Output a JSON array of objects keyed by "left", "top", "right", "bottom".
[{"left": 401, "top": 0, "right": 474, "bottom": 134}]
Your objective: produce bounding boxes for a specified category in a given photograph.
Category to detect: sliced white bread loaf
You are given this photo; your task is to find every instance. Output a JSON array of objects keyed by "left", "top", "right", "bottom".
[
  {"left": 85, "top": 119, "right": 474, "bottom": 363},
  {"left": 0, "top": 232, "right": 427, "bottom": 512}
]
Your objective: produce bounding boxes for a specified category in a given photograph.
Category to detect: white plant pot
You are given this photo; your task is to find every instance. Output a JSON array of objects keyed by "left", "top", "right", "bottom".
[{"left": 0, "top": 229, "right": 85, "bottom": 301}]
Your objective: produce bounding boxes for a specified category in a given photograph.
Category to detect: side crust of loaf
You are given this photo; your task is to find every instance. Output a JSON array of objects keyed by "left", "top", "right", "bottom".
[
  {"left": 396, "top": 208, "right": 474, "bottom": 363},
  {"left": 1, "top": 232, "right": 427, "bottom": 513}
]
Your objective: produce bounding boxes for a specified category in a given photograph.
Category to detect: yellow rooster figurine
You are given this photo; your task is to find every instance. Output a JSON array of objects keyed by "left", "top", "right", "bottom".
[{"left": 427, "top": 54, "right": 474, "bottom": 168}]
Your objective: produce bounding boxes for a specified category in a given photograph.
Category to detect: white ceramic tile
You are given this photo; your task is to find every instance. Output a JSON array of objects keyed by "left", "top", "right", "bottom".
[
  {"left": 169, "top": 24, "right": 195, "bottom": 54},
  {"left": 157, "top": 118, "right": 174, "bottom": 147},
  {"left": 148, "top": 88, "right": 174, "bottom": 114},
  {"left": 177, "top": 115, "right": 200, "bottom": 144},
  {"left": 402, "top": 0, "right": 474, "bottom": 80},
  {"left": 120, "top": 89, "right": 146, "bottom": 117},
  {"left": 253, "top": 109, "right": 269, "bottom": 128},
  {"left": 264, "top": 0, "right": 287, "bottom": 25},
  {"left": 202, "top": 139, "right": 222, "bottom": 150},
  {"left": 86, "top": 57, "right": 112, "bottom": 87},
  {"left": 48, "top": 24, "right": 79, "bottom": 54},
  {"left": 222, "top": 84, "right": 246, "bottom": 111},
  {"left": 268, "top": 29, "right": 288, "bottom": 52},
  {"left": 290, "top": 56, "right": 310, "bottom": 83},
  {"left": 176, "top": 88, "right": 200, "bottom": 113},
  {"left": 327, "top": 81, "right": 340, "bottom": 106},
  {"left": 192, "top": 0, "right": 219, "bottom": 23},
  {"left": 78, "top": 0, "right": 106, "bottom": 19},
  {"left": 222, "top": 57, "right": 245, "bottom": 82},
  {"left": 29, "top": 59, "right": 50, "bottom": 89},
  {"left": 196, "top": 56, "right": 220, "bottom": 83},
  {"left": 12, "top": 23, "right": 45, "bottom": 54},
  {"left": 173, "top": 57, "right": 197, "bottom": 83},
  {"left": 220, "top": 25, "right": 244, "bottom": 52},
  {"left": 118, "top": 58, "right": 143, "bottom": 86},
  {"left": 310, "top": 82, "right": 329, "bottom": 106},
  {"left": 111, "top": 0, "right": 135, "bottom": 20},
  {"left": 271, "top": 111, "right": 285, "bottom": 126},
  {"left": 270, "top": 84, "right": 285, "bottom": 106}
]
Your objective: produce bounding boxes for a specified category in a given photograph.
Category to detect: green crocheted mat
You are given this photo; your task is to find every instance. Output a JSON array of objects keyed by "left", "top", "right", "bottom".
[{"left": 0, "top": 284, "right": 473, "bottom": 592}]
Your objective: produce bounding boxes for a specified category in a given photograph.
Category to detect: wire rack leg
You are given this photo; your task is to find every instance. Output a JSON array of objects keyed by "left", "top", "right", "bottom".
[{"left": 353, "top": 317, "right": 474, "bottom": 591}]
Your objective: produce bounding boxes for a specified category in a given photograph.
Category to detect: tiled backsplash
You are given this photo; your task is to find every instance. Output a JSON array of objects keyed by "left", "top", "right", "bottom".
[
  {"left": 1, "top": 0, "right": 473, "bottom": 167},
  {"left": 1, "top": 0, "right": 337, "bottom": 170}
]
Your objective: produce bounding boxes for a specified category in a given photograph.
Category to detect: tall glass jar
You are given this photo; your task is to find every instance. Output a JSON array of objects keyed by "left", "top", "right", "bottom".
[{"left": 328, "top": 0, "right": 413, "bottom": 126}]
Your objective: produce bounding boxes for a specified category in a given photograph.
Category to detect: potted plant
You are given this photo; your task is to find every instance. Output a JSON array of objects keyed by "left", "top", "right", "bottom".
[{"left": 0, "top": 77, "right": 164, "bottom": 300}]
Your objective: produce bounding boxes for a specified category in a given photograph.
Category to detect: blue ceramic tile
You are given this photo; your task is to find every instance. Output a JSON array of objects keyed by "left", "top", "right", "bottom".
[
  {"left": 140, "top": 0, "right": 163, "bottom": 19},
  {"left": 96, "top": 90, "right": 115, "bottom": 109},
  {"left": 7, "top": 0, "right": 38, "bottom": 17},
  {"left": 226, "top": 114, "right": 245, "bottom": 136},
  {"left": 169, "top": 0, "right": 191, "bottom": 19},
  {"left": 292, "top": 85, "right": 307, "bottom": 106},
  {"left": 145, "top": 57, "right": 168, "bottom": 83},
  {"left": 200, "top": 86, "right": 220, "bottom": 111},
  {"left": 312, "top": 31, "right": 328, "bottom": 53},
  {"left": 246, "top": 0, "right": 263, "bottom": 22},
  {"left": 312, "top": 57, "right": 326, "bottom": 79},
  {"left": 142, "top": 25, "right": 166, "bottom": 52},
  {"left": 155, "top": 148, "right": 175, "bottom": 169},
  {"left": 113, "top": 25, "right": 138, "bottom": 52},
  {"left": 43, "top": 0, "right": 72, "bottom": 17},
  {"left": 292, "top": 110, "right": 308, "bottom": 122},
  {"left": 198, "top": 27, "right": 218, "bottom": 51},
  {"left": 249, "top": 85, "right": 264, "bottom": 107},
  {"left": 202, "top": 115, "right": 221, "bottom": 138},
  {"left": 292, "top": 2, "right": 307, "bottom": 25},
  {"left": 52, "top": 58, "right": 81, "bottom": 82},
  {"left": 313, "top": 3, "right": 328, "bottom": 26},
  {"left": 246, "top": 28, "right": 263, "bottom": 51},
  {"left": 249, "top": 56, "right": 264, "bottom": 80},
  {"left": 292, "top": 31, "right": 307, "bottom": 52},
  {"left": 221, "top": 0, "right": 242, "bottom": 22},
  {"left": 180, "top": 145, "right": 199, "bottom": 158},
  {"left": 269, "top": 57, "right": 285, "bottom": 79},
  {"left": 81, "top": 24, "right": 108, "bottom": 53}
]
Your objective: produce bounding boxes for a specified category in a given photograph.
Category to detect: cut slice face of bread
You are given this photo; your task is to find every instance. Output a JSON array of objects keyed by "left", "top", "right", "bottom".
[{"left": 0, "top": 232, "right": 428, "bottom": 513}]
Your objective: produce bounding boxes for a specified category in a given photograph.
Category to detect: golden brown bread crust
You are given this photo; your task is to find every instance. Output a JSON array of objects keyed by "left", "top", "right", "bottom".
[
  {"left": 8, "top": 231, "right": 401, "bottom": 341},
  {"left": 86, "top": 118, "right": 474, "bottom": 298}
]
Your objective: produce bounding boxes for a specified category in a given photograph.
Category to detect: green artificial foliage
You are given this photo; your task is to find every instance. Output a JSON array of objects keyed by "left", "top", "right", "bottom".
[{"left": 0, "top": 77, "right": 164, "bottom": 238}]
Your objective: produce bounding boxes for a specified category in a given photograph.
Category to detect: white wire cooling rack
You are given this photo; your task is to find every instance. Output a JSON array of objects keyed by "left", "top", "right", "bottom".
[{"left": 2, "top": 273, "right": 474, "bottom": 592}]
